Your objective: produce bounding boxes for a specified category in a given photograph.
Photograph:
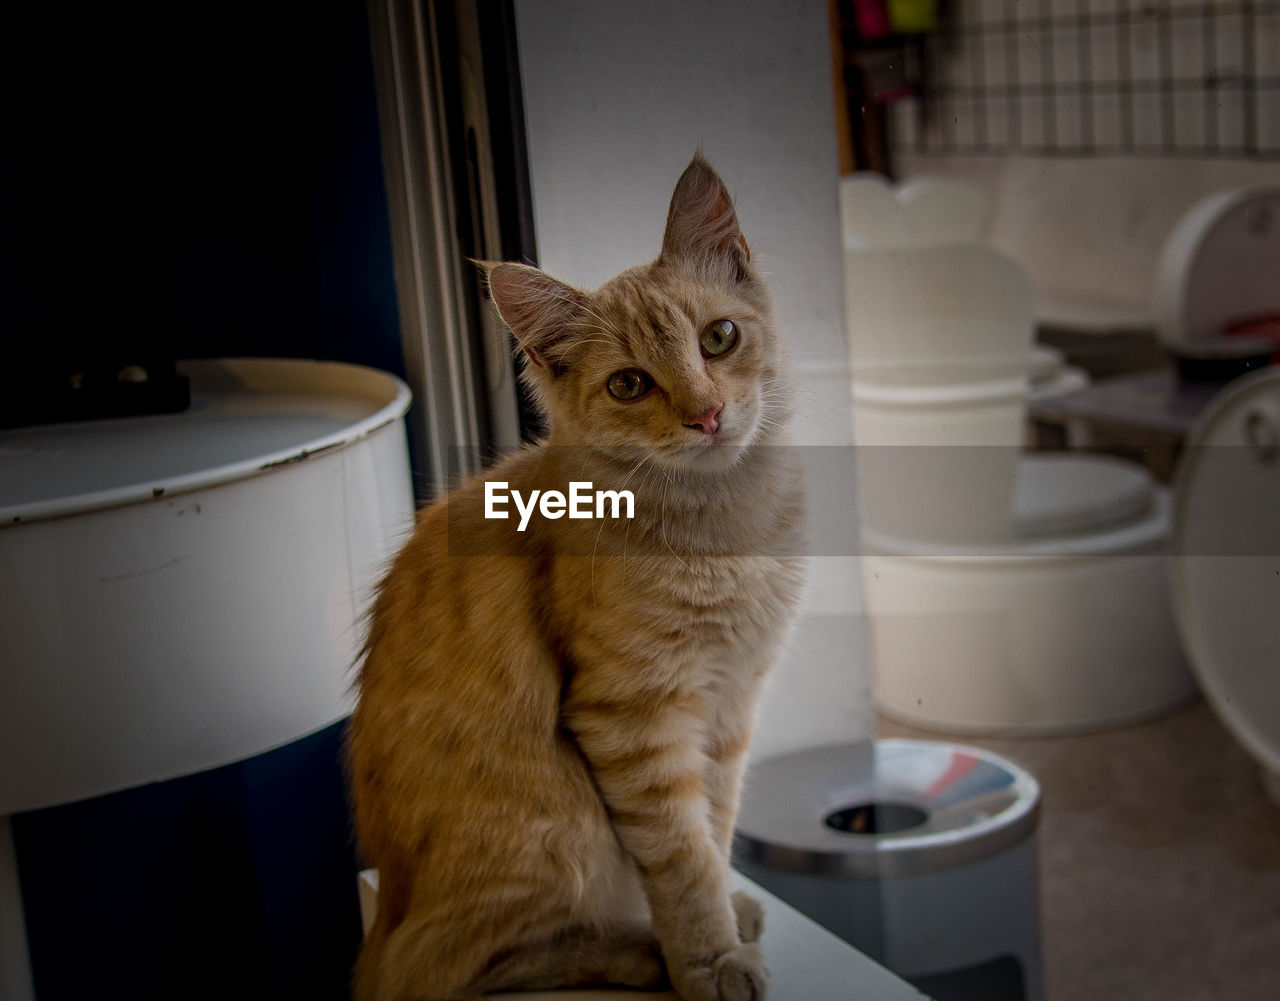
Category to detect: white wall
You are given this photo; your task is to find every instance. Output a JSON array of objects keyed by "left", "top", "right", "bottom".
[{"left": 514, "top": 0, "right": 875, "bottom": 757}]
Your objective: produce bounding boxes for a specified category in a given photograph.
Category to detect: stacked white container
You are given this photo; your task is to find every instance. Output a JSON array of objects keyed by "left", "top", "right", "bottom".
[{"left": 841, "top": 176, "right": 1193, "bottom": 734}]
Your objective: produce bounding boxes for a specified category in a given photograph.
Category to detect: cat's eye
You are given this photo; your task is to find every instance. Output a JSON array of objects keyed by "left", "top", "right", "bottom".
[
  {"left": 701, "top": 319, "right": 738, "bottom": 357},
  {"left": 606, "top": 369, "right": 654, "bottom": 401}
]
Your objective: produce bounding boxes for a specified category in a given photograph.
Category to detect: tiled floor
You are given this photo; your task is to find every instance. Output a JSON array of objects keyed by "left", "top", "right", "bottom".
[{"left": 878, "top": 700, "right": 1280, "bottom": 1001}]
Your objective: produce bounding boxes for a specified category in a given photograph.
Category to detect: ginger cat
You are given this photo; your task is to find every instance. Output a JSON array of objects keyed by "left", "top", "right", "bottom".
[{"left": 347, "top": 154, "right": 806, "bottom": 1001}]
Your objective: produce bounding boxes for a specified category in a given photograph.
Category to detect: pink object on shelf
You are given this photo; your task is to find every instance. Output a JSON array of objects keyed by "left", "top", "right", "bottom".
[{"left": 852, "top": 0, "right": 892, "bottom": 40}]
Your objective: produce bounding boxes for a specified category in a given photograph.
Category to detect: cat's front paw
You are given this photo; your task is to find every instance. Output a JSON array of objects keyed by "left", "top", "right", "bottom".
[
  {"left": 730, "top": 890, "right": 765, "bottom": 944},
  {"left": 672, "top": 943, "right": 769, "bottom": 1001},
  {"left": 713, "top": 943, "right": 768, "bottom": 1001}
]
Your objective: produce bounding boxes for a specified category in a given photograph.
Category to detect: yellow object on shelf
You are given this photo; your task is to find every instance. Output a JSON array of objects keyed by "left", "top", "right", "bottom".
[{"left": 888, "top": 0, "right": 938, "bottom": 33}]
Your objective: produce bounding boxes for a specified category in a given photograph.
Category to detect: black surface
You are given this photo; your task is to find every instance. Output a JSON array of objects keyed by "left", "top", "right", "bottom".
[{"left": 910, "top": 954, "right": 1026, "bottom": 1001}]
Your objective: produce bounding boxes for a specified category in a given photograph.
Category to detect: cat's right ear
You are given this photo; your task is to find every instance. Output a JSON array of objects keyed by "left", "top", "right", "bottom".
[
  {"left": 660, "top": 153, "right": 752, "bottom": 283},
  {"left": 480, "top": 262, "right": 585, "bottom": 373}
]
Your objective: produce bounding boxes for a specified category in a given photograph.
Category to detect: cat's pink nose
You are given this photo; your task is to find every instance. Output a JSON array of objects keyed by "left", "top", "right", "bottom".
[{"left": 684, "top": 404, "right": 722, "bottom": 435}]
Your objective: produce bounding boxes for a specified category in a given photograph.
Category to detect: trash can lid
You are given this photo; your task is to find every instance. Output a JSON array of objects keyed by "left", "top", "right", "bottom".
[{"left": 736, "top": 740, "right": 1040, "bottom": 878}]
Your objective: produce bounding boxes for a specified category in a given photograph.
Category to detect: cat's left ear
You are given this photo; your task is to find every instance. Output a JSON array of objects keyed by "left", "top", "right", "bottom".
[
  {"left": 481, "top": 261, "right": 585, "bottom": 373},
  {"left": 660, "top": 153, "right": 752, "bottom": 282}
]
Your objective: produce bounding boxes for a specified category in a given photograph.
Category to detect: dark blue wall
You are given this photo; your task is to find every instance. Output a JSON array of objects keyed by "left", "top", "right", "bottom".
[
  {"left": 2, "top": 4, "right": 400, "bottom": 996},
  {"left": 1, "top": 2, "right": 404, "bottom": 378},
  {"left": 13, "top": 722, "right": 363, "bottom": 1001}
]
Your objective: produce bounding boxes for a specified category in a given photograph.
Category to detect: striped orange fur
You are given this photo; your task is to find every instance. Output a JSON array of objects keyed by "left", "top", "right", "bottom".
[{"left": 347, "top": 155, "right": 806, "bottom": 1001}]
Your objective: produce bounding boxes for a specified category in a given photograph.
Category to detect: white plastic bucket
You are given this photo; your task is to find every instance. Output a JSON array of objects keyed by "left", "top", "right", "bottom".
[
  {"left": 852, "top": 377, "right": 1027, "bottom": 546},
  {"left": 862, "top": 494, "right": 1196, "bottom": 734},
  {"left": 0, "top": 358, "right": 415, "bottom": 814}
]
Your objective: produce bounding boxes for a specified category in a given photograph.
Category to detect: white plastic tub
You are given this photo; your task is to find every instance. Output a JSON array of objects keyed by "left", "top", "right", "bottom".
[
  {"left": 862, "top": 493, "right": 1196, "bottom": 735},
  {"left": 852, "top": 377, "right": 1027, "bottom": 546}
]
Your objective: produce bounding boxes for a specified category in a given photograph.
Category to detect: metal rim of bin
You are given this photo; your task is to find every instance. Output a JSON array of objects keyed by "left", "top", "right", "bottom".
[{"left": 735, "top": 739, "right": 1041, "bottom": 880}]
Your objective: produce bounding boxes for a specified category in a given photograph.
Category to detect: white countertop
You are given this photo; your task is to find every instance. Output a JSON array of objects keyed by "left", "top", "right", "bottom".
[{"left": 489, "top": 872, "right": 927, "bottom": 1001}]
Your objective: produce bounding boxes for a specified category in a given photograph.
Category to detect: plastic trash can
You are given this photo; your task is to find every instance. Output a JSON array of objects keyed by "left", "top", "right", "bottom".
[{"left": 735, "top": 740, "right": 1043, "bottom": 1001}]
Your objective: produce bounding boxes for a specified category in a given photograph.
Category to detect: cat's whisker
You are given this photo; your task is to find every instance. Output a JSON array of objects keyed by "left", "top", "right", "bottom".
[
  {"left": 562, "top": 291, "right": 631, "bottom": 343},
  {"left": 657, "top": 478, "right": 694, "bottom": 575},
  {"left": 794, "top": 390, "right": 846, "bottom": 418},
  {"left": 573, "top": 447, "right": 597, "bottom": 483},
  {"left": 555, "top": 335, "right": 618, "bottom": 363},
  {"left": 603, "top": 449, "right": 663, "bottom": 589},
  {"left": 589, "top": 515, "right": 608, "bottom": 605},
  {"left": 619, "top": 452, "right": 650, "bottom": 488},
  {"left": 524, "top": 284, "right": 630, "bottom": 348},
  {"left": 658, "top": 475, "right": 712, "bottom": 580},
  {"left": 620, "top": 492, "right": 636, "bottom": 576},
  {"left": 792, "top": 401, "right": 846, "bottom": 439},
  {"left": 588, "top": 447, "right": 657, "bottom": 592}
]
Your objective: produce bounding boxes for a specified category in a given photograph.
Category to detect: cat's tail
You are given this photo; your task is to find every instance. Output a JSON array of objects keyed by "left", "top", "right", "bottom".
[
  {"left": 351, "top": 914, "right": 498, "bottom": 1001},
  {"left": 353, "top": 959, "right": 486, "bottom": 1001}
]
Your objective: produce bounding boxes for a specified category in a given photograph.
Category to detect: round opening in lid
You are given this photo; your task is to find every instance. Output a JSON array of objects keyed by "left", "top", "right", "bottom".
[{"left": 823, "top": 801, "right": 929, "bottom": 835}]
